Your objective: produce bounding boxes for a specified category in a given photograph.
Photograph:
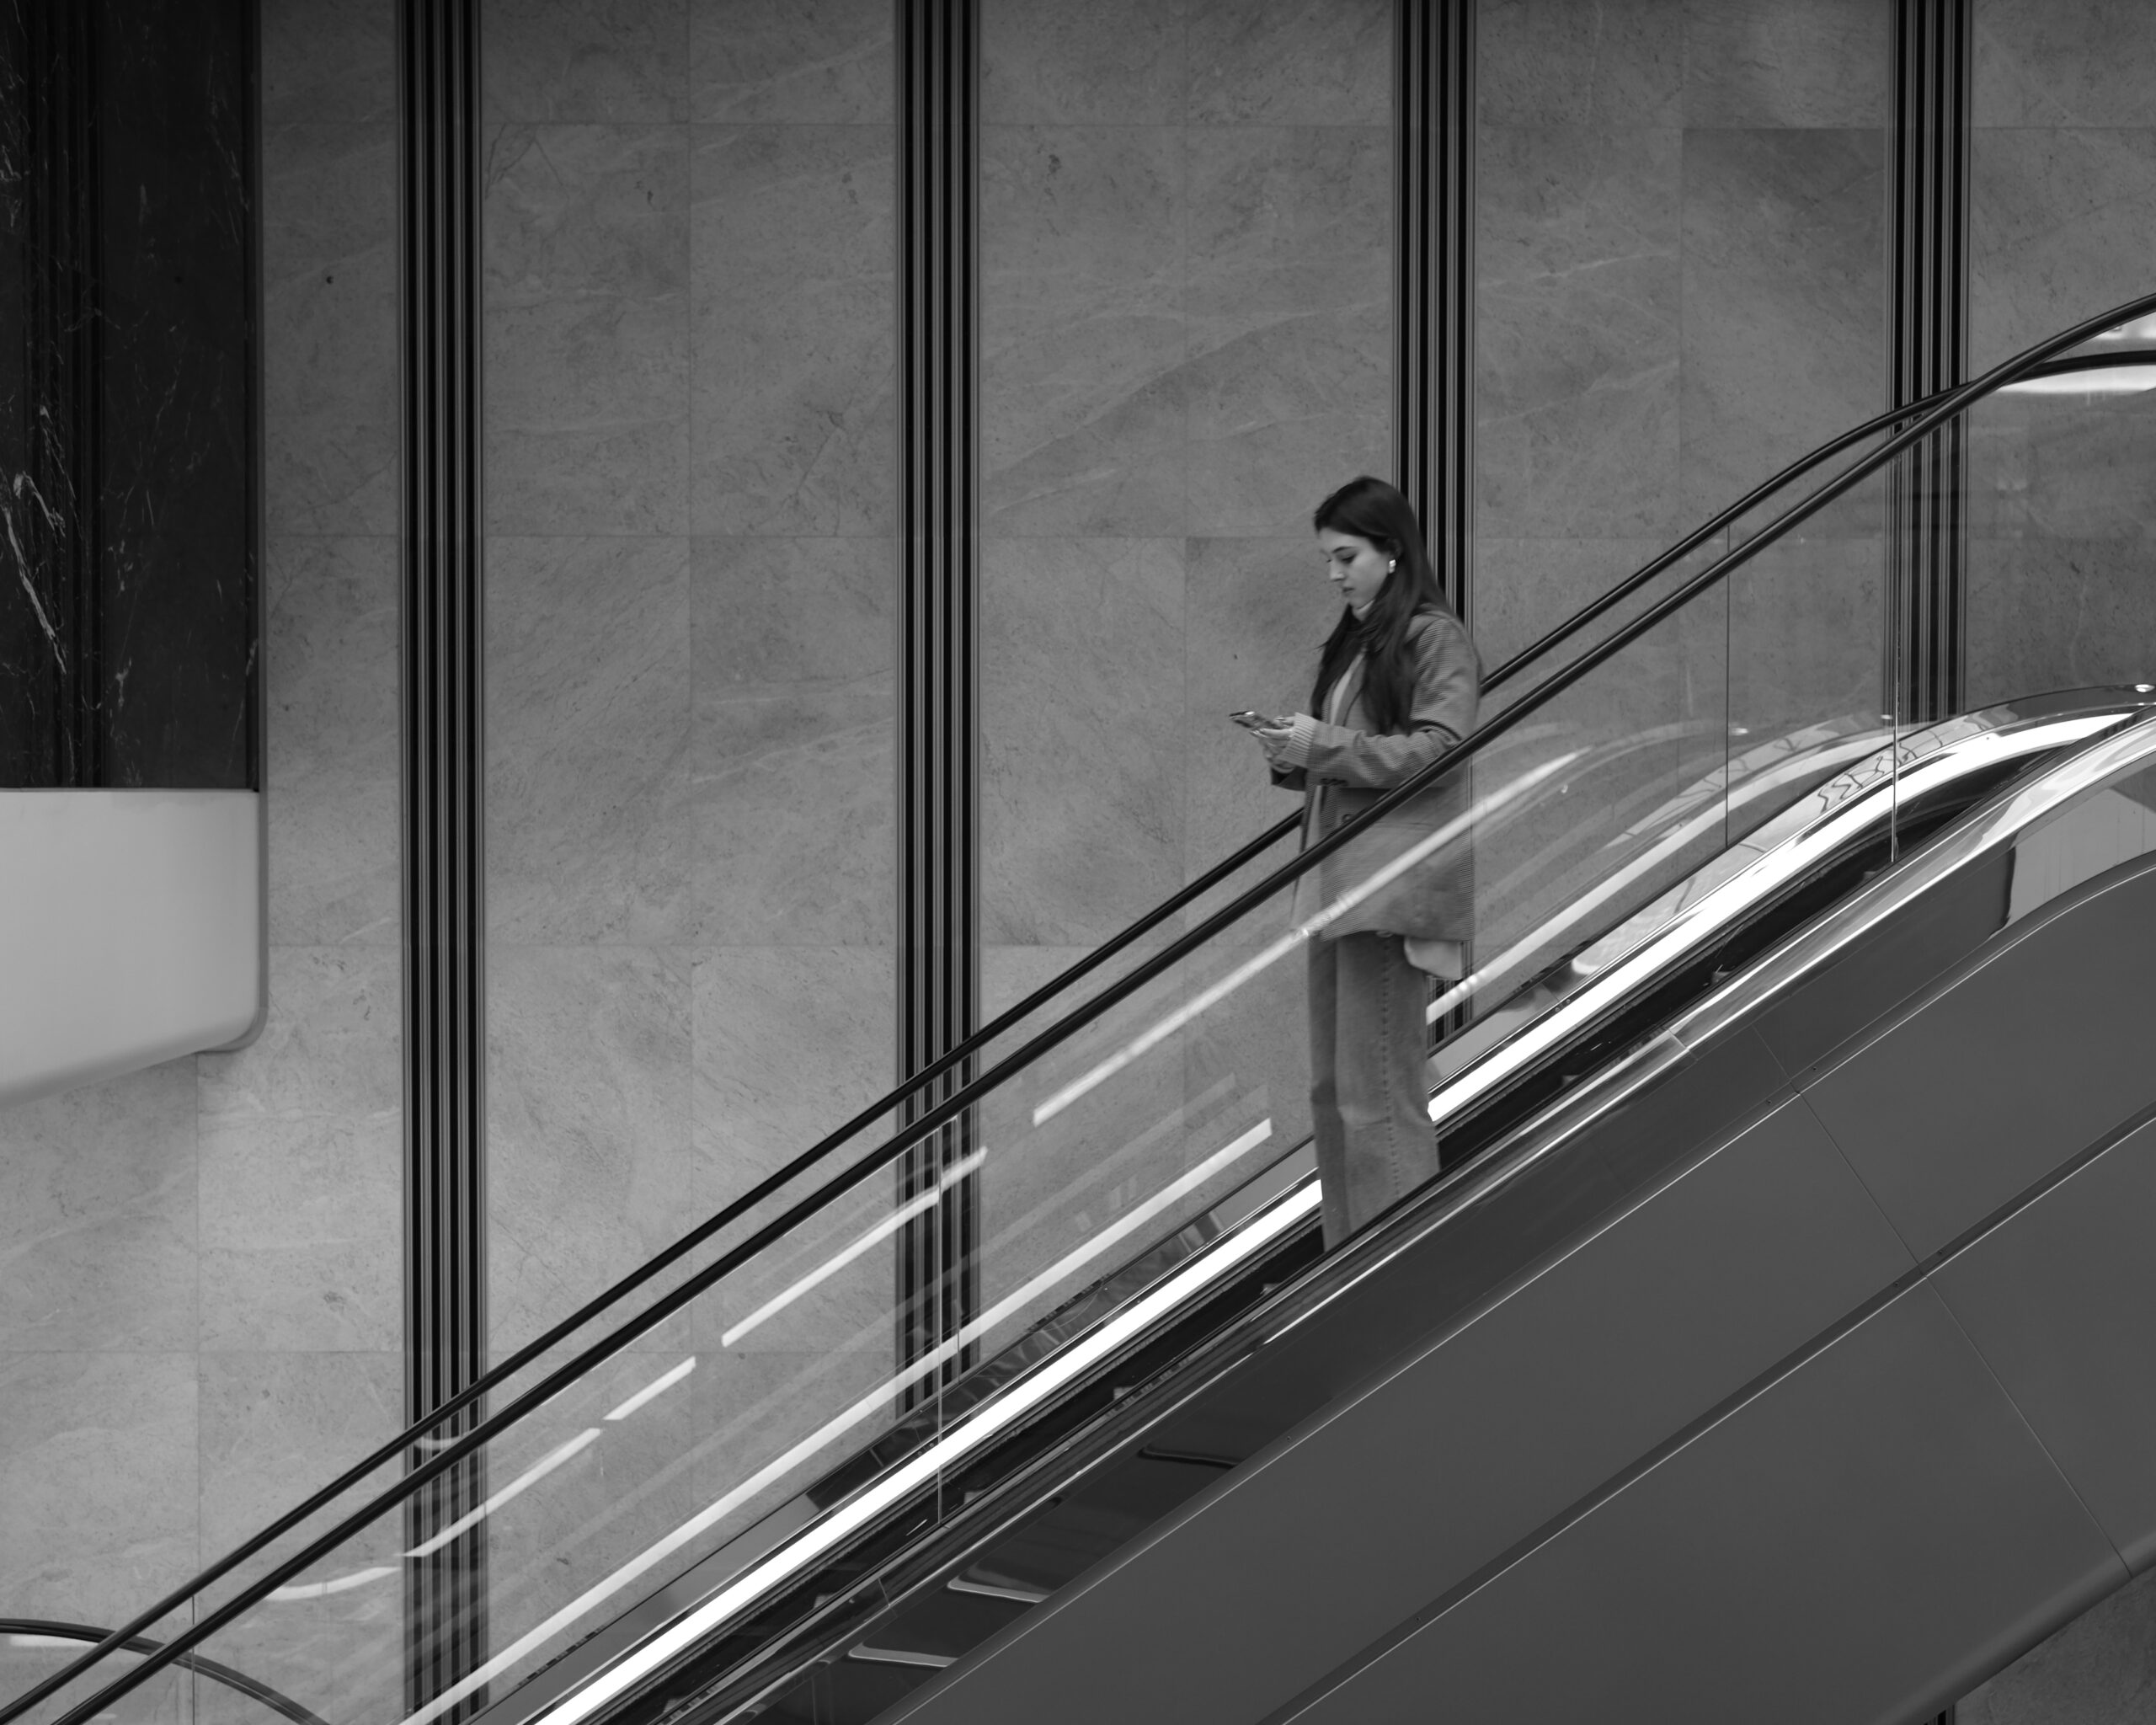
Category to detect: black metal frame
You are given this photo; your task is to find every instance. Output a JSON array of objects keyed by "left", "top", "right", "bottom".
[
  {"left": 19, "top": 288, "right": 2156, "bottom": 1725},
  {"left": 398, "top": 0, "right": 488, "bottom": 1717},
  {"left": 1395, "top": 0, "right": 1475, "bottom": 627},
  {"left": 1889, "top": 0, "right": 1972, "bottom": 726},
  {"left": 895, "top": 0, "right": 982, "bottom": 1409}
]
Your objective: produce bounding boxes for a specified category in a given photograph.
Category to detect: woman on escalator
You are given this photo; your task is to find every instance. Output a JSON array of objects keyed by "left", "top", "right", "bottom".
[{"left": 1241, "top": 476, "right": 1481, "bottom": 1249}]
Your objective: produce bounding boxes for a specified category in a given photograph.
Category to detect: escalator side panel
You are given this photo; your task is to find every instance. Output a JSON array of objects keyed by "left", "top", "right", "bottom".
[
  {"left": 1145, "top": 1028, "right": 1793, "bottom": 1471},
  {"left": 1935, "top": 1113, "right": 2156, "bottom": 1572},
  {"left": 1572, "top": 1023, "right": 1789, "bottom": 1195},
  {"left": 1802, "top": 862, "right": 2156, "bottom": 1259},
  {"left": 1279, "top": 1285, "right": 2124, "bottom": 1725},
  {"left": 883, "top": 1086, "right": 1915, "bottom": 1725},
  {"left": 1748, "top": 847, "right": 2013, "bottom": 1081}
]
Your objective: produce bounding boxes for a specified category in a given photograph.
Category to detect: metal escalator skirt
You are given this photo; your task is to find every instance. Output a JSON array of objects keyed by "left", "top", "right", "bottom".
[{"left": 508, "top": 704, "right": 2153, "bottom": 1725}]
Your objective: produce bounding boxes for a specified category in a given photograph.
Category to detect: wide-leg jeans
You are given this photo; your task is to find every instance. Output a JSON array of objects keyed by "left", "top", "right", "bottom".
[{"left": 1306, "top": 929, "right": 1438, "bottom": 1248}]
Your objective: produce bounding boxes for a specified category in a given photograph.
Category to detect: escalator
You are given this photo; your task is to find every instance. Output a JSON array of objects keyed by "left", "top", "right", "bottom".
[{"left": 11, "top": 298, "right": 2156, "bottom": 1725}]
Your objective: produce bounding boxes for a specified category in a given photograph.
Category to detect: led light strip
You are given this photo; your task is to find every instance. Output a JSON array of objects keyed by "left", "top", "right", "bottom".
[{"left": 722, "top": 1150, "right": 987, "bottom": 1347}]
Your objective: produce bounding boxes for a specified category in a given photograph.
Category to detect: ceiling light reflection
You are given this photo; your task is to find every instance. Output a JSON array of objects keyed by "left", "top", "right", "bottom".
[{"left": 2001, "top": 364, "right": 2156, "bottom": 396}]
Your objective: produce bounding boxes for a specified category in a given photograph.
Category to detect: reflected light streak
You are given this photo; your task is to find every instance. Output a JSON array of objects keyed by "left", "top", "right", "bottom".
[
  {"left": 605, "top": 1357, "right": 698, "bottom": 1422},
  {"left": 393, "top": 1118, "right": 1277, "bottom": 1725},
  {"left": 1031, "top": 756, "right": 1580, "bottom": 1125},
  {"left": 270, "top": 1427, "right": 612, "bottom": 1599},
  {"left": 265, "top": 1567, "right": 398, "bottom": 1602},
  {"left": 403, "top": 1428, "right": 604, "bottom": 1560},
  {"left": 722, "top": 1149, "right": 987, "bottom": 1348},
  {"left": 1426, "top": 730, "right": 1886, "bottom": 1024},
  {"left": 2001, "top": 365, "right": 2156, "bottom": 395}
]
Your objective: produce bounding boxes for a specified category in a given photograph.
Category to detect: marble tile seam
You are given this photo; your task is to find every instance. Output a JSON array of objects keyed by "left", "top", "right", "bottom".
[
  {"left": 1476, "top": 356, "right": 1683, "bottom": 408},
  {"left": 479, "top": 534, "right": 891, "bottom": 543},
  {"left": 261, "top": 243, "right": 392, "bottom": 286},
  {"left": 1483, "top": 122, "right": 1888, "bottom": 135},
  {"left": 1477, "top": 120, "right": 1685, "bottom": 134},
  {"left": 691, "top": 671, "right": 891, "bottom": 697},
  {"left": 979, "top": 120, "right": 1385, "bottom": 131},
  {"left": 483, "top": 409, "right": 691, "bottom": 434},
  {"left": 680, "top": 120, "right": 892, "bottom": 139},
  {"left": 261, "top": 119, "right": 395, "bottom": 134},
  {"left": 1477, "top": 259, "right": 1680, "bottom": 296},
  {"left": 184, "top": 1345, "right": 403, "bottom": 1359}
]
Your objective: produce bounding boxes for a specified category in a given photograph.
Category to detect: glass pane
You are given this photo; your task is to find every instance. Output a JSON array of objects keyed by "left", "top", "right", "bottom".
[
  {"left": 1966, "top": 319, "right": 2156, "bottom": 711},
  {"left": 2000, "top": 755, "right": 2156, "bottom": 928}
]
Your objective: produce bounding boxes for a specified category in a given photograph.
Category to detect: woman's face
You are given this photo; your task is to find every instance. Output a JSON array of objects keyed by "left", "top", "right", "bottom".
[{"left": 1318, "top": 529, "right": 1391, "bottom": 618}]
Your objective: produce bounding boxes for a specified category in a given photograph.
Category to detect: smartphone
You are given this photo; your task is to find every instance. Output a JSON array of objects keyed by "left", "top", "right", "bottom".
[{"left": 1230, "top": 709, "right": 1285, "bottom": 730}]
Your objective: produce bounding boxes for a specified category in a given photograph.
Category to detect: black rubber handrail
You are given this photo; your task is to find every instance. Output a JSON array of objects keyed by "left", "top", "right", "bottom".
[
  {"left": 18, "top": 289, "right": 2156, "bottom": 1725},
  {"left": 0, "top": 1621, "right": 328, "bottom": 1725}
]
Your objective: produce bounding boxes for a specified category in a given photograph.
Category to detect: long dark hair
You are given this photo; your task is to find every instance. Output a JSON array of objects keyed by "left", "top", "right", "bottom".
[{"left": 1310, "top": 476, "right": 1455, "bottom": 734}]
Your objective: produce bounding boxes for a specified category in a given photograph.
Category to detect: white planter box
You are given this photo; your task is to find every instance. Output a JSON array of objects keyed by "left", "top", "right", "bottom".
[{"left": 0, "top": 789, "right": 263, "bottom": 1105}]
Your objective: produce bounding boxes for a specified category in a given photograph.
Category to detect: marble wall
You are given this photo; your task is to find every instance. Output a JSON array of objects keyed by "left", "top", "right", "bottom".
[
  {"left": 973, "top": 0, "right": 1392, "bottom": 1269},
  {"left": 0, "top": 0, "right": 404, "bottom": 1683},
  {"left": 470, "top": 0, "right": 901, "bottom": 1649},
  {"left": 1957, "top": 1564, "right": 2156, "bottom": 1722},
  {"left": 478, "top": 0, "right": 898, "bottom": 1370},
  {"left": 978, "top": 0, "right": 1391, "bottom": 921},
  {"left": 1475, "top": 0, "right": 1888, "bottom": 732},
  {"left": 1965, "top": 0, "right": 2156, "bottom": 708}
]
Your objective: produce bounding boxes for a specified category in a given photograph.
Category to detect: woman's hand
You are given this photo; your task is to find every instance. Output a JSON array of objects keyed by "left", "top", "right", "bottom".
[{"left": 1254, "top": 718, "right": 1303, "bottom": 767}]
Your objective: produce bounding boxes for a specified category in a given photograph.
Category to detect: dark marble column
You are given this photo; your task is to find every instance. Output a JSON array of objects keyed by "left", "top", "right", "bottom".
[
  {"left": 1396, "top": 0, "right": 1474, "bottom": 628},
  {"left": 0, "top": 0, "right": 257, "bottom": 789},
  {"left": 1889, "top": 0, "right": 1972, "bottom": 728},
  {"left": 399, "top": 0, "right": 489, "bottom": 1716},
  {"left": 896, "top": 0, "right": 981, "bottom": 1403}
]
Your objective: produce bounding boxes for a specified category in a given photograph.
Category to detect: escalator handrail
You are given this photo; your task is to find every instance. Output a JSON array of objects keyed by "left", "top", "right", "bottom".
[
  {"left": 0, "top": 1621, "right": 330, "bottom": 1725},
  {"left": 18, "top": 286, "right": 2156, "bottom": 1725}
]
